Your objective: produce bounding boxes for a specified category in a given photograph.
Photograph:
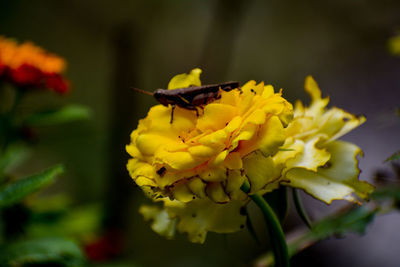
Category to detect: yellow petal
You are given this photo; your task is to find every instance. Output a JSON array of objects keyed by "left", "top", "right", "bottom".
[
  {"left": 262, "top": 85, "right": 275, "bottom": 98},
  {"left": 188, "top": 145, "right": 218, "bottom": 158},
  {"left": 224, "top": 116, "right": 242, "bottom": 133},
  {"left": 320, "top": 108, "right": 366, "bottom": 143},
  {"left": 304, "top": 75, "right": 322, "bottom": 102},
  {"left": 187, "top": 178, "right": 207, "bottom": 198},
  {"left": 136, "top": 133, "right": 178, "bottom": 156},
  {"left": 257, "top": 116, "right": 286, "bottom": 155},
  {"left": 209, "top": 150, "right": 229, "bottom": 167},
  {"left": 237, "top": 116, "right": 285, "bottom": 157},
  {"left": 164, "top": 198, "right": 247, "bottom": 243},
  {"left": 197, "top": 103, "right": 238, "bottom": 132},
  {"left": 284, "top": 136, "right": 330, "bottom": 173},
  {"left": 198, "top": 130, "right": 227, "bottom": 147},
  {"left": 219, "top": 89, "right": 241, "bottom": 106},
  {"left": 173, "top": 183, "right": 195, "bottom": 203},
  {"left": 154, "top": 150, "right": 203, "bottom": 170},
  {"left": 225, "top": 170, "right": 246, "bottom": 198},
  {"left": 206, "top": 182, "right": 230, "bottom": 203},
  {"left": 147, "top": 105, "right": 197, "bottom": 134},
  {"left": 282, "top": 140, "right": 374, "bottom": 204},
  {"left": 231, "top": 124, "right": 257, "bottom": 151},
  {"left": 244, "top": 109, "right": 266, "bottom": 125},
  {"left": 139, "top": 205, "right": 177, "bottom": 239},
  {"left": 243, "top": 152, "right": 280, "bottom": 193},
  {"left": 167, "top": 68, "right": 202, "bottom": 89},
  {"left": 224, "top": 152, "right": 243, "bottom": 169},
  {"left": 199, "top": 167, "right": 226, "bottom": 182},
  {"left": 126, "top": 143, "right": 142, "bottom": 158}
]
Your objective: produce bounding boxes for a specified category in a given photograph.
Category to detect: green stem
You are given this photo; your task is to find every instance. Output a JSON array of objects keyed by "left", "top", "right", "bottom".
[
  {"left": 1, "top": 89, "right": 24, "bottom": 150},
  {"left": 292, "top": 189, "right": 312, "bottom": 229},
  {"left": 241, "top": 181, "right": 290, "bottom": 267}
]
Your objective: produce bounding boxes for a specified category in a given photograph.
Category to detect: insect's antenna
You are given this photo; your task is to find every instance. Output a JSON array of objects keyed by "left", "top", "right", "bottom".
[{"left": 131, "top": 87, "right": 154, "bottom": 96}]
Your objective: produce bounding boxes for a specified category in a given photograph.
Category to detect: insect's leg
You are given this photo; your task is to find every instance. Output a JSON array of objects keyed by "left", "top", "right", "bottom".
[
  {"left": 170, "top": 104, "right": 175, "bottom": 124},
  {"left": 185, "top": 105, "right": 199, "bottom": 117}
]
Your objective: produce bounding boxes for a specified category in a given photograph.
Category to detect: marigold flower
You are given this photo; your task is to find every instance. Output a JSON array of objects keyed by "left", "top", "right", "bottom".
[
  {"left": 274, "top": 76, "right": 374, "bottom": 204},
  {"left": 0, "top": 36, "right": 69, "bottom": 93},
  {"left": 126, "top": 68, "right": 293, "bottom": 242},
  {"left": 127, "top": 69, "right": 293, "bottom": 202}
]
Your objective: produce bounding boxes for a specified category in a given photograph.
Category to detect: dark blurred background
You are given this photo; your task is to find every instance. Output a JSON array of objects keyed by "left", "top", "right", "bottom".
[{"left": 1, "top": 0, "right": 400, "bottom": 266}]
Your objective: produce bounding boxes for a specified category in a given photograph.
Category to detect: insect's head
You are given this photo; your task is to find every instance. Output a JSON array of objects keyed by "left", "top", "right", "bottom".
[{"left": 153, "top": 89, "right": 169, "bottom": 106}]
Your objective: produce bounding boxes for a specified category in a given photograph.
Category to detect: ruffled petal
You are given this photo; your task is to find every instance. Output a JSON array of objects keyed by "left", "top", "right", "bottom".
[
  {"left": 165, "top": 198, "right": 247, "bottom": 243},
  {"left": 243, "top": 152, "right": 280, "bottom": 193},
  {"left": 167, "top": 68, "right": 202, "bottom": 89},
  {"left": 197, "top": 103, "right": 238, "bottom": 132},
  {"left": 139, "top": 205, "right": 177, "bottom": 239},
  {"left": 282, "top": 141, "right": 374, "bottom": 204}
]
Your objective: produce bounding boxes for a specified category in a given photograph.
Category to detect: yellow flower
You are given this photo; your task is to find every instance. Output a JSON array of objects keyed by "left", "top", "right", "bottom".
[
  {"left": 126, "top": 68, "right": 293, "bottom": 242},
  {"left": 274, "top": 76, "right": 374, "bottom": 204}
]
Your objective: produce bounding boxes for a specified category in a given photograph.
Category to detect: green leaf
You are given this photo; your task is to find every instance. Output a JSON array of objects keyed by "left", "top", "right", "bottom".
[
  {"left": 0, "top": 237, "right": 85, "bottom": 267},
  {"left": 262, "top": 186, "right": 288, "bottom": 223},
  {"left": 308, "top": 206, "right": 376, "bottom": 239},
  {"left": 255, "top": 206, "right": 377, "bottom": 267},
  {"left": 385, "top": 150, "right": 400, "bottom": 162},
  {"left": 25, "top": 105, "right": 91, "bottom": 126},
  {"left": 0, "top": 165, "right": 64, "bottom": 207},
  {"left": 0, "top": 143, "right": 30, "bottom": 178},
  {"left": 371, "top": 186, "right": 400, "bottom": 202},
  {"left": 289, "top": 206, "right": 376, "bottom": 256},
  {"left": 28, "top": 203, "right": 102, "bottom": 240}
]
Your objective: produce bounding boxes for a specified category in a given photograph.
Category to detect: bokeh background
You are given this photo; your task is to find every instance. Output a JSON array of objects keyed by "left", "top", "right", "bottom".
[{"left": 1, "top": 0, "right": 400, "bottom": 266}]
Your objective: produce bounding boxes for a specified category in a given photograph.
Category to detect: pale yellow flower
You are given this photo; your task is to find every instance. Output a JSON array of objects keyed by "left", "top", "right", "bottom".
[{"left": 274, "top": 76, "right": 374, "bottom": 204}]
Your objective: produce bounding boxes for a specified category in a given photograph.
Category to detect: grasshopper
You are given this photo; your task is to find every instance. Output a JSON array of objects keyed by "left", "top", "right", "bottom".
[{"left": 132, "top": 81, "right": 240, "bottom": 123}]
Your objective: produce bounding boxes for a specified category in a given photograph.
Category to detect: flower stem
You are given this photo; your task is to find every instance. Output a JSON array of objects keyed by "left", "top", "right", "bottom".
[
  {"left": 241, "top": 181, "right": 290, "bottom": 267},
  {"left": 292, "top": 189, "right": 312, "bottom": 229},
  {"left": 1, "top": 89, "right": 24, "bottom": 150}
]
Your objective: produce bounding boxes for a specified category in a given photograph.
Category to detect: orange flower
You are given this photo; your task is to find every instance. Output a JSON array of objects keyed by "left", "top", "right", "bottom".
[{"left": 0, "top": 36, "right": 69, "bottom": 93}]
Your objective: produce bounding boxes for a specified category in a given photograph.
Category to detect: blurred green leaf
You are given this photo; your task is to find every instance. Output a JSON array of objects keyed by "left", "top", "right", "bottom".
[
  {"left": 308, "top": 206, "right": 376, "bottom": 239},
  {"left": 25, "top": 105, "right": 91, "bottom": 126},
  {"left": 0, "top": 165, "right": 64, "bottom": 207},
  {"left": 0, "top": 237, "right": 85, "bottom": 267},
  {"left": 255, "top": 206, "right": 377, "bottom": 267},
  {"left": 263, "top": 186, "right": 288, "bottom": 223},
  {"left": 27, "top": 204, "right": 102, "bottom": 240},
  {"left": 371, "top": 186, "right": 400, "bottom": 201},
  {"left": 0, "top": 143, "right": 30, "bottom": 179},
  {"left": 385, "top": 150, "right": 400, "bottom": 162}
]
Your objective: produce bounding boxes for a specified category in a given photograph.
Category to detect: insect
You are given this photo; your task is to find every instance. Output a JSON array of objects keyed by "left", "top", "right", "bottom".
[{"left": 132, "top": 81, "right": 240, "bottom": 123}]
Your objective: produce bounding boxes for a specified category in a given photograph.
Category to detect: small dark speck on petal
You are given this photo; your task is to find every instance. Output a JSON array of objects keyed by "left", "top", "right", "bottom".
[{"left": 240, "top": 207, "right": 246, "bottom": 215}]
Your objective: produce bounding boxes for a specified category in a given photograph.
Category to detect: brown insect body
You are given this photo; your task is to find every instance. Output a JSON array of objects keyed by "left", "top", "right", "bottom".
[{"left": 133, "top": 81, "right": 240, "bottom": 123}]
